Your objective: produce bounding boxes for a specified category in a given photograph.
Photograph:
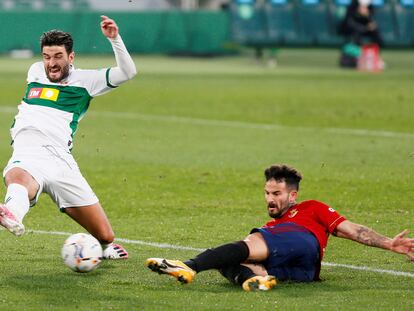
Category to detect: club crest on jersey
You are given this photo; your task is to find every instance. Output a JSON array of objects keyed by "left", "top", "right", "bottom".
[
  {"left": 28, "top": 87, "right": 59, "bottom": 101},
  {"left": 288, "top": 208, "right": 298, "bottom": 218}
]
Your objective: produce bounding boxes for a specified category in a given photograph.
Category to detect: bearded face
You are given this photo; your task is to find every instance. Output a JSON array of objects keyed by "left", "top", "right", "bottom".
[
  {"left": 264, "top": 179, "right": 297, "bottom": 219},
  {"left": 42, "top": 45, "right": 74, "bottom": 83}
]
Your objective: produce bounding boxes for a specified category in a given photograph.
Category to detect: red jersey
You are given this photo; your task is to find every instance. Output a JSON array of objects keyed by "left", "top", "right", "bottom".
[{"left": 263, "top": 200, "right": 346, "bottom": 260}]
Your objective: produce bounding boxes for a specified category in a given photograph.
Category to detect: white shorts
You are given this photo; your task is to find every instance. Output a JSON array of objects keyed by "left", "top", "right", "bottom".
[{"left": 3, "top": 130, "right": 98, "bottom": 210}]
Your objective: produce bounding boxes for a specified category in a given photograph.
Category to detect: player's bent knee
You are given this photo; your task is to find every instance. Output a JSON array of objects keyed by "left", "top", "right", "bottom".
[
  {"left": 5, "top": 168, "right": 39, "bottom": 196},
  {"left": 243, "top": 232, "right": 269, "bottom": 261},
  {"left": 6, "top": 168, "right": 30, "bottom": 183}
]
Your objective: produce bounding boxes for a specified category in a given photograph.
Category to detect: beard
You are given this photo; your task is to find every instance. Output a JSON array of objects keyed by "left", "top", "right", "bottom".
[
  {"left": 267, "top": 201, "right": 290, "bottom": 219},
  {"left": 45, "top": 63, "right": 70, "bottom": 83}
]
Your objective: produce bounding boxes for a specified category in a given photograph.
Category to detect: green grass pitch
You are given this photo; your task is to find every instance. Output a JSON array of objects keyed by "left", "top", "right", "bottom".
[{"left": 0, "top": 49, "right": 413, "bottom": 310}]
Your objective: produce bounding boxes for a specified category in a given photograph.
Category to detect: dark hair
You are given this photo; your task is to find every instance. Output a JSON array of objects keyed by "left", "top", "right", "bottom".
[
  {"left": 264, "top": 164, "right": 302, "bottom": 191},
  {"left": 40, "top": 30, "right": 73, "bottom": 54}
]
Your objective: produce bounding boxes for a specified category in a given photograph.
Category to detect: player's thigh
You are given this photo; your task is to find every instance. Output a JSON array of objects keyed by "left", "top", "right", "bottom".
[
  {"left": 47, "top": 158, "right": 114, "bottom": 242},
  {"left": 243, "top": 232, "right": 269, "bottom": 262},
  {"left": 46, "top": 161, "right": 99, "bottom": 210},
  {"left": 64, "top": 202, "right": 114, "bottom": 243}
]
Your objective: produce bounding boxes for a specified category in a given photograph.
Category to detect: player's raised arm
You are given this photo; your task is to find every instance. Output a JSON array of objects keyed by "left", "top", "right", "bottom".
[
  {"left": 101, "top": 15, "right": 137, "bottom": 85},
  {"left": 334, "top": 220, "right": 414, "bottom": 261}
]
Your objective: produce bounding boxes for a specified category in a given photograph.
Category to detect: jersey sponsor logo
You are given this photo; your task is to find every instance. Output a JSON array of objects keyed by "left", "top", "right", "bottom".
[
  {"left": 28, "top": 87, "right": 60, "bottom": 101},
  {"left": 288, "top": 208, "right": 298, "bottom": 218},
  {"left": 28, "top": 88, "right": 42, "bottom": 98}
]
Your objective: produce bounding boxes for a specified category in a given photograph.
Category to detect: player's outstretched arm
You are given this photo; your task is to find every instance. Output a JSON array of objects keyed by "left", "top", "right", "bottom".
[
  {"left": 100, "top": 15, "right": 137, "bottom": 85},
  {"left": 334, "top": 220, "right": 414, "bottom": 261}
]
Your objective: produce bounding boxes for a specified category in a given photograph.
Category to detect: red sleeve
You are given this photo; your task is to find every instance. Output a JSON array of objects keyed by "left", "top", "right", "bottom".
[
  {"left": 263, "top": 219, "right": 276, "bottom": 227},
  {"left": 311, "top": 200, "right": 346, "bottom": 233}
]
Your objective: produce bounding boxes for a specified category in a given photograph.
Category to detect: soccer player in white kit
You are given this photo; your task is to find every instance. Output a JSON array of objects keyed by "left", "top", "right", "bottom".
[{"left": 0, "top": 16, "right": 137, "bottom": 259}]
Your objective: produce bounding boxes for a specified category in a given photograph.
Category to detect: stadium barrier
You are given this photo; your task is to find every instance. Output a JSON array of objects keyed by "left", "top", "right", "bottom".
[
  {"left": 1, "top": 0, "right": 414, "bottom": 55},
  {"left": 0, "top": 10, "right": 230, "bottom": 55}
]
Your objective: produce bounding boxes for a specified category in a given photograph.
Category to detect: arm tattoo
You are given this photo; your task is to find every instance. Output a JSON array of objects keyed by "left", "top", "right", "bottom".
[{"left": 355, "top": 226, "right": 389, "bottom": 249}]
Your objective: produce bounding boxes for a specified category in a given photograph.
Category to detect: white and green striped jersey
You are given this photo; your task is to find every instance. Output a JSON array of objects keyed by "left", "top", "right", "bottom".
[
  {"left": 11, "top": 61, "right": 117, "bottom": 151},
  {"left": 10, "top": 34, "right": 137, "bottom": 153}
]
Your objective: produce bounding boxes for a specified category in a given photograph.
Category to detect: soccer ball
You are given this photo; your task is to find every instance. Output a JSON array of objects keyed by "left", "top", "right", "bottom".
[{"left": 61, "top": 233, "right": 103, "bottom": 273}]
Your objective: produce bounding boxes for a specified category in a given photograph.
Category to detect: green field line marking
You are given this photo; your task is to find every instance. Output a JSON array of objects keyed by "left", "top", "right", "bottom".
[{"left": 2, "top": 106, "right": 412, "bottom": 139}]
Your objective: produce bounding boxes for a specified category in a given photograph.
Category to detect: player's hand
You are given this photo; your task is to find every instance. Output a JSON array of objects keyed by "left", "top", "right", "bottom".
[
  {"left": 100, "top": 15, "right": 118, "bottom": 39},
  {"left": 390, "top": 229, "right": 414, "bottom": 261}
]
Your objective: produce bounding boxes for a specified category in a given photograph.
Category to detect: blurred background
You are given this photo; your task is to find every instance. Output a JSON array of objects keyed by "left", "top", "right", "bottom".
[{"left": 1, "top": 0, "right": 413, "bottom": 57}]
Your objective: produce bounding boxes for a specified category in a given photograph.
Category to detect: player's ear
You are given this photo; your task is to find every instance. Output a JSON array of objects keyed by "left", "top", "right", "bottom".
[
  {"left": 288, "top": 191, "right": 298, "bottom": 204},
  {"left": 68, "top": 51, "right": 75, "bottom": 64}
]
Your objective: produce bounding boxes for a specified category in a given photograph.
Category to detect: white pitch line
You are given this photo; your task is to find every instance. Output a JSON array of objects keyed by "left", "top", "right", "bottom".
[
  {"left": 21, "top": 229, "right": 414, "bottom": 278},
  {"left": 1, "top": 106, "right": 413, "bottom": 139},
  {"left": 26, "top": 229, "right": 205, "bottom": 251},
  {"left": 321, "top": 262, "right": 414, "bottom": 278}
]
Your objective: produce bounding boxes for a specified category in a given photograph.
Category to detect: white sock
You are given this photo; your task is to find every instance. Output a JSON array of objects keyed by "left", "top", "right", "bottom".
[
  {"left": 101, "top": 242, "right": 113, "bottom": 251},
  {"left": 4, "top": 183, "right": 30, "bottom": 223}
]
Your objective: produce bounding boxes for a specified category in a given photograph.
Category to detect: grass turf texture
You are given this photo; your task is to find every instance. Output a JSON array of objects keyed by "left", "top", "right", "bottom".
[{"left": 0, "top": 49, "right": 413, "bottom": 310}]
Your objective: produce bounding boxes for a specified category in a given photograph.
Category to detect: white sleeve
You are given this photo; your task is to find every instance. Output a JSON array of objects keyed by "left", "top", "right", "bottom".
[
  {"left": 27, "top": 62, "right": 44, "bottom": 83},
  {"left": 107, "top": 34, "right": 137, "bottom": 87}
]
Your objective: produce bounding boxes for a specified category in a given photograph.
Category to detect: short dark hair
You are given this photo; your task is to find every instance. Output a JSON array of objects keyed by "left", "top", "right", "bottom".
[
  {"left": 264, "top": 164, "right": 302, "bottom": 191},
  {"left": 40, "top": 30, "right": 73, "bottom": 54}
]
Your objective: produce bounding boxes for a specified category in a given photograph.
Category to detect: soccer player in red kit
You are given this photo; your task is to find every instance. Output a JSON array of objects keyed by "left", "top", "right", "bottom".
[{"left": 146, "top": 164, "right": 414, "bottom": 291}]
